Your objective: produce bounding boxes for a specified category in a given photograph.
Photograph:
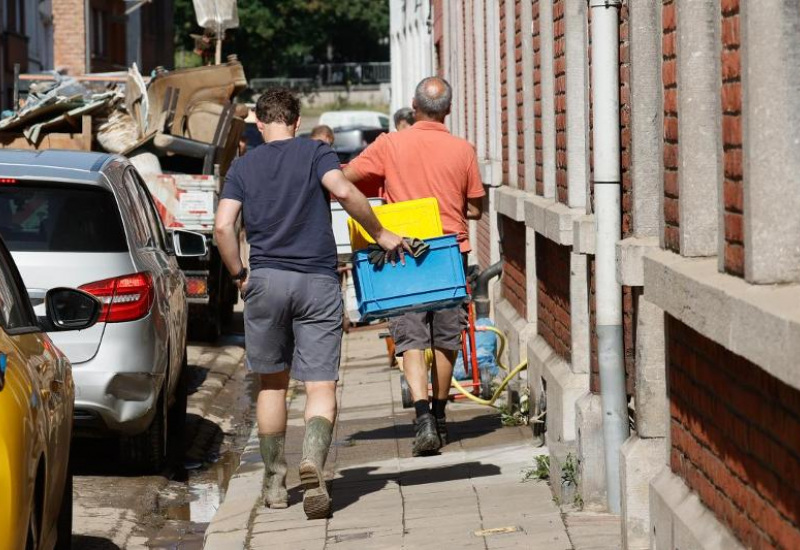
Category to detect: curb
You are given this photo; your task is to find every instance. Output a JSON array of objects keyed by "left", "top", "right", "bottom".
[
  {"left": 203, "top": 381, "right": 299, "bottom": 550},
  {"left": 203, "top": 424, "right": 263, "bottom": 550}
]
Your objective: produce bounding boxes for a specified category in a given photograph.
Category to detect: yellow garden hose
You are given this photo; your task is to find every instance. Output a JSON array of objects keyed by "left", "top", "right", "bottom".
[{"left": 451, "top": 324, "right": 528, "bottom": 408}]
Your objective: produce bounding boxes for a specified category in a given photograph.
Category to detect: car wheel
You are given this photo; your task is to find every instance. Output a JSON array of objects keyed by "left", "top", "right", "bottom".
[
  {"left": 167, "top": 353, "right": 189, "bottom": 465},
  {"left": 120, "top": 386, "right": 167, "bottom": 474},
  {"left": 54, "top": 466, "right": 73, "bottom": 550}
]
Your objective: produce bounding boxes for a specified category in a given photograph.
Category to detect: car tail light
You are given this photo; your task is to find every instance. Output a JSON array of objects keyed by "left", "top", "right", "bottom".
[
  {"left": 0, "top": 178, "right": 17, "bottom": 185},
  {"left": 79, "top": 272, "right": 154, "bottom": 323},
  {"left": 185, "top": 275, "right": 208, "bottom": 298}
]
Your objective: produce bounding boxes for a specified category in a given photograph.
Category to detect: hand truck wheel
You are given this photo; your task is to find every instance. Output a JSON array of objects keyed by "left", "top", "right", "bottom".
[{"left": 400, "top": 373, "right": 413, "bottom": 409}]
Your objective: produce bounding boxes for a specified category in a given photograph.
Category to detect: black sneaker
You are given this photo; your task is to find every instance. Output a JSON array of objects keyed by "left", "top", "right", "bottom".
[
  {"left": 412, "top": 413, "right": 441, "bottom": 456},
  {"left": 436, "top": 417, "right": 449, "bottom": 446}
]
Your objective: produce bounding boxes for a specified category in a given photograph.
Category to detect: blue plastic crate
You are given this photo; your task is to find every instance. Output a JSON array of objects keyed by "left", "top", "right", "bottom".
[{"left": 352, "top": 234, "right": 468, "bottom": 321}]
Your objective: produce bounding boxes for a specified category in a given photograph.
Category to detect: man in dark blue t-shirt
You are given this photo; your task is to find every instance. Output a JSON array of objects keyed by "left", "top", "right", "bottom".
[{"left": 215, "top": 88, "right": 405, "bottom": 520}]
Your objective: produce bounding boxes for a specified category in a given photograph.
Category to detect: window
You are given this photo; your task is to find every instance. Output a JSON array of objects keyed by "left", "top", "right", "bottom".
[
  {"left": 0, "top": 245, "right": 35, "bottom": 331},
  {"left": 0, "top": 183, "right": 128, "bottom": 253},
  {"left": 126, "top": 170, "right": 168, "bottom": 251}
]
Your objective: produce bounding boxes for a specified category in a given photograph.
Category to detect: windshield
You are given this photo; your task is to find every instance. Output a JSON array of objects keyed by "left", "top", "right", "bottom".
[{"left": 0, "top": 183, "right": 128, "bottom": 253}]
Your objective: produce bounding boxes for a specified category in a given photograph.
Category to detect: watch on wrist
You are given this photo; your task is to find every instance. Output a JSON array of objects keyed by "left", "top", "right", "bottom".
[{"left": 232, "top": 267, "right": 248, "bottom": 281}]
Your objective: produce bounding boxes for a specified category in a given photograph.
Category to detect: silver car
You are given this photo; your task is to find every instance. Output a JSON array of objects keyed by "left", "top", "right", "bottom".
[{"left": 0, "top": 150, "right": 206, "bottom": 472}]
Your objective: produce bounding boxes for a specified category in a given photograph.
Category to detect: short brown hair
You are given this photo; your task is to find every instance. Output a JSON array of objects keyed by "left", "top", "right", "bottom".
[
  {"left": 255, "top": 87, "right": 301, "bottom": 126},
  {"left": 309, "top": 124, "right": 335, "bottom": 143}
]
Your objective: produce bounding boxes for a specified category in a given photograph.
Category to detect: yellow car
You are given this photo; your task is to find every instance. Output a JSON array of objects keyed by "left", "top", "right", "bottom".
[{"left": 0, "top": 235, "right": 100, "bottom": 550}]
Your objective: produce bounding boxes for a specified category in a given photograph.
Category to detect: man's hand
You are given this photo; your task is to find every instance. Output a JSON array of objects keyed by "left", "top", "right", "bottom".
[
  {"left": 236, "top": 275, "right": 250, "bottom": 299},
  {"left": 375, "top": 228, "right": 411, "bottom": 266}
]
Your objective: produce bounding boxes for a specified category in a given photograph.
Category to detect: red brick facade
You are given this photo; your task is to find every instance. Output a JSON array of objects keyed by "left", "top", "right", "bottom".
[
  {"left": 668, "top": 316, "right": 800, "bottom": 549},
  {"left": 477, "top": 194, "right": 492, "bottom": 269},
  {"left": 662, "top": 0, "right": 680, "bottom": 253},
  {"left": 53, "top": 0, "right": 88, "bottom": 75},
  {"left": 514, "top": 0, "right": 525, "bottom": 189},
  {"left": 533, "top": 0, "right": 543, "bottom": 195},
  {"left": 553, "top": 0, "right": 568, "bottom": 204},
  {"left": 500, "top": 216, "right": 527, "bottom": 318},
  {"left": 721, "top": 0, "right": 744, "bottom": 276},
  {"left": 500, "top": 0, "right": 510, "bottom": 183},
  {"left": 536, "top": 234, "right": 571, "bottom": 362}
]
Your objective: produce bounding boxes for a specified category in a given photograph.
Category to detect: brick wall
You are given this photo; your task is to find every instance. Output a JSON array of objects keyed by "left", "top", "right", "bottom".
[
  {"left": 533, "top": 0, "right": 544, "bottom": 195},
  {"left": 477, "top": 193, "right": 492, "bottom": 269},
  {"left": 500, "top": 0, "right": 510, "bottom": 183},
  {"left": 53, "top": 0, "right": 87, "bottom": 75},
  {"left": 667, "top": 316, "right": 800, "bottom": 549},
  {"left": 501, "top": 216, "right": 527, "bottom": 318},
  {"left": 536, "top": 234, "right": 571, "bottom": 362},
  {"left": 662, "top": 0, "right": 680, "bottom": 253},
  {"left": 553, "top": 0, "right": 567, "bottom": 203},
  {"left": 484, "top": 0, "right": 491, "bottom": 158},
  {"left": 721, "top": 0, "right": 744, "bottom": 276},
  {"left": 434, "top": 0, "right": 444, "bottom": 76},
  {"left": 620, "top": 3, "right": 632, "bottom": 238},
  {"left": 514, "top": 0, "right": 525, "bottom": 189}
]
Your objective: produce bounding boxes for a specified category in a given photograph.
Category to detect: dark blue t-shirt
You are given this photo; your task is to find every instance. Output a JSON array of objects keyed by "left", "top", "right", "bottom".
[{"left": 221, "top": 137, "right": 341, "bottom": 276}]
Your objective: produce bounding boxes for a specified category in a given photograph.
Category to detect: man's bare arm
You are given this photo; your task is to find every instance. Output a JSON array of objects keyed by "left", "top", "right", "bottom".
[
  {"left": 466, "top": 197, "right": 484, "bottom": 220},
  {"left": 214, "top": 198, "right": 244, "bottom": 278},
  {"left": 321, "top": 169, "right": 407, "bottom": 255},
  {"left": 342, "top": 165, "right": 362, "bottom": 184}
]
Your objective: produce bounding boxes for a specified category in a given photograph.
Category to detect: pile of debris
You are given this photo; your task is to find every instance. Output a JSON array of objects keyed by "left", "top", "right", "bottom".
[{"left": 0, "top": 59, "right": 248, "bottom": 170}]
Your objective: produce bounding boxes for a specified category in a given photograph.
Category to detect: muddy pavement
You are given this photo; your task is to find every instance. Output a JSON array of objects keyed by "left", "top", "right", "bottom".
[{"left": 69, "top": 315, "right": 256, "bottom": 550}]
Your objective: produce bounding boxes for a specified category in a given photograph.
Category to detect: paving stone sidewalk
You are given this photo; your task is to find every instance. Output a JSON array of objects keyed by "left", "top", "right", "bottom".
[{"left": 205, "top": 328, "right": 617, "bottom": 550}]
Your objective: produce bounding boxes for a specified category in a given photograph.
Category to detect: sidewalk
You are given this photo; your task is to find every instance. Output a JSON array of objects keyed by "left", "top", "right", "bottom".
[{"left": 204, "top": 328, "right": 616, "bottom": 550}]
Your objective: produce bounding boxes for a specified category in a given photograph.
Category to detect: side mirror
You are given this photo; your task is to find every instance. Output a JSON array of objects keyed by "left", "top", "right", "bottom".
[
  {"left": 172, "top": 230, "right": 208, "bottom": 258},
  {"left": 42, "top": 288, "right": 102, "bottom": 332}
]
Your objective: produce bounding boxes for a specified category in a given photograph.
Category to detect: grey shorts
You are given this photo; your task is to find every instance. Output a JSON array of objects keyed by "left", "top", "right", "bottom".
[
  {"left": 243, "top": 268, "right": 343, "bottom": 381},
  {"left": 389, "top": 306, "right": 468, "bottom": 355}
]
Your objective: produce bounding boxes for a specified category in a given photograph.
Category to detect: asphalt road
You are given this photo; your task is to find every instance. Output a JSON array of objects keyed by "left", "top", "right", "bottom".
[{"left": 69, "top": 315, "right": 255, "bottom": 550}]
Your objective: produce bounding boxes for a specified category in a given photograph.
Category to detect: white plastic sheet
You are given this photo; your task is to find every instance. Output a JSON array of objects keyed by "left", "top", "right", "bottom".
[{"left": 192, "top": 0, "right": 239, "bottom": 32}]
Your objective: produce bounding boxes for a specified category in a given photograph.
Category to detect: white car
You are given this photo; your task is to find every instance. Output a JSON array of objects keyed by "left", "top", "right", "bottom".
[
  {"left": 319, "top": 110, "right": 390, "bottom": 131},
  {"left": 0, "top": 149, "right": 207, "bottom": 472}
]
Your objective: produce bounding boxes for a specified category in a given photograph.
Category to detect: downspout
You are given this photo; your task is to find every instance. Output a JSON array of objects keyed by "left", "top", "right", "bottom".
[{"left": 589, "top": 0, "right": 628, "bottom": 514}]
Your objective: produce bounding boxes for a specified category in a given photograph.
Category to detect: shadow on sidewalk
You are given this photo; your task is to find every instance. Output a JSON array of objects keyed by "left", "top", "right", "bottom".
[
  {"left": 347, "top": 412, "right": 504, "bottom": 445},
  {"left": 318, "top": 462, "right": 502, "bottom": 513}
]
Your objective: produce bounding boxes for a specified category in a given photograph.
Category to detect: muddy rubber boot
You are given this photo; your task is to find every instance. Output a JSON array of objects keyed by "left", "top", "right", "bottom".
[
  {"left": 259, "top": 433, "right": 288, "bottom": 509},
  {"left": 299, "top": 416, "right": 334, "bottom": 519}
]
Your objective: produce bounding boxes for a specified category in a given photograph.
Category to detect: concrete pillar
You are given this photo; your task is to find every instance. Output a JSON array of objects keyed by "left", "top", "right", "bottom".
[
  {"left": 53, "top": 0, "right": 87, "bottom": 75},
  {"left": 621, "top": 436, "right": 667, "bottom": 549},
  {"left": 474, "top": 0, "right": 488, "bottom": 161},
  {"left": 526, "top": 226, "right": 538, "bottom": 324},
  {"left": 676, "top": 0, "right": 720, "bottom": 257},
  {"left": 564, "top": 0, "right": 590, "bottom": 211},
  {"left": 634, "top": 297, "right": 667, "bottom": 439},
  {"left": 742, "top": 0, "right": 800, "bottom": 283},
  {"left": 540, "top": 0, "right": 557, "bottom": 199},
  {"left": 576, "top": 392, "right": 607, "bottom": 510},
  {"left": 504, "top": 0, "right": 519, "bottom": 186},
  {"left": 521, "top": 0, "right": 537, "bottom": 192},
  {"left": 570, "top": 252, "right": 590, "bottom": 374},
  {"left": 489, "top": 187, "right": 501, "bottom": 264},
  {"left": 487, "top": 0, "right": 504, "bottom": 181},
  {"left": 465, "top": 0, "right": 476, "bottom": 145},
  {"left": 629, "top": 0, "right": 663, "bottom": 238}
]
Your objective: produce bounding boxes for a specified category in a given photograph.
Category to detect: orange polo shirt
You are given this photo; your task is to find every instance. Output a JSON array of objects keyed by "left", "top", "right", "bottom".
[{"left": 347, "top": 121, "right": 485, "bottom": 252}]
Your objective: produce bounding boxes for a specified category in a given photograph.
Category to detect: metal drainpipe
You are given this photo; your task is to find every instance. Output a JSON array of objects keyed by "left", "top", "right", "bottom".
[{"left": 589, "top": 0, "right": 628, "bottom": 514}]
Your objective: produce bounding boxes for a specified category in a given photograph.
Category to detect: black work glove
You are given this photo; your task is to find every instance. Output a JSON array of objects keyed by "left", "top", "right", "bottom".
[{"left": 366, "top": 237, "right": 430, "bottom": 268}]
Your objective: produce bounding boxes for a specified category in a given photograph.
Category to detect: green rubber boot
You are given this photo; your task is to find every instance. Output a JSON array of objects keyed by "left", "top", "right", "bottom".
[
  {"left": 259, "top": 433, "right": 288, "bottom": 509},
  {"left": 299, "top": 416, "right": 334, "bottom": 519}
]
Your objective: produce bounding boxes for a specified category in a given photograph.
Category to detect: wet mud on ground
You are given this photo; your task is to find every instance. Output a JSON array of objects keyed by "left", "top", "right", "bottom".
[{"left": 70, "top": 315, "right": 257, "bottom": 550}]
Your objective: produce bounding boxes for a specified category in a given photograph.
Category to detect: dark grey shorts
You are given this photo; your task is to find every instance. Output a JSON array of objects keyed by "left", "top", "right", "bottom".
[
  {"left": 389, "top": 306, "right": 468, "bottom": 355},
  {"left": 243, "top": 268, "right": 343, "bottom": 381}
]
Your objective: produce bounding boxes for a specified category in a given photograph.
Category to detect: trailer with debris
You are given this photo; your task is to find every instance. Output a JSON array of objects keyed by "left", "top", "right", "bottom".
[{"left": 1, "top": 59, "right": 249, "bottom": 340}]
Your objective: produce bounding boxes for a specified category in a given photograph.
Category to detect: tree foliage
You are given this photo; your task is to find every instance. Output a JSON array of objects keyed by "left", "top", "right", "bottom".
[{"left": 174, "top": 0, "right": 390, "bottom": 78}]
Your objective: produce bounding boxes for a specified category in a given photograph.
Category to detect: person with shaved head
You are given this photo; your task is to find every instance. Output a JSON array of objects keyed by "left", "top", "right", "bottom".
[{"left": 344, "top": 77, "right": 485, "bottom": 457}]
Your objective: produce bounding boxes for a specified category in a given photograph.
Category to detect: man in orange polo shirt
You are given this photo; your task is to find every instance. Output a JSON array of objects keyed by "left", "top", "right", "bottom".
[{"left": 344, "top": 77, "right": 485, "bottom": 456}]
